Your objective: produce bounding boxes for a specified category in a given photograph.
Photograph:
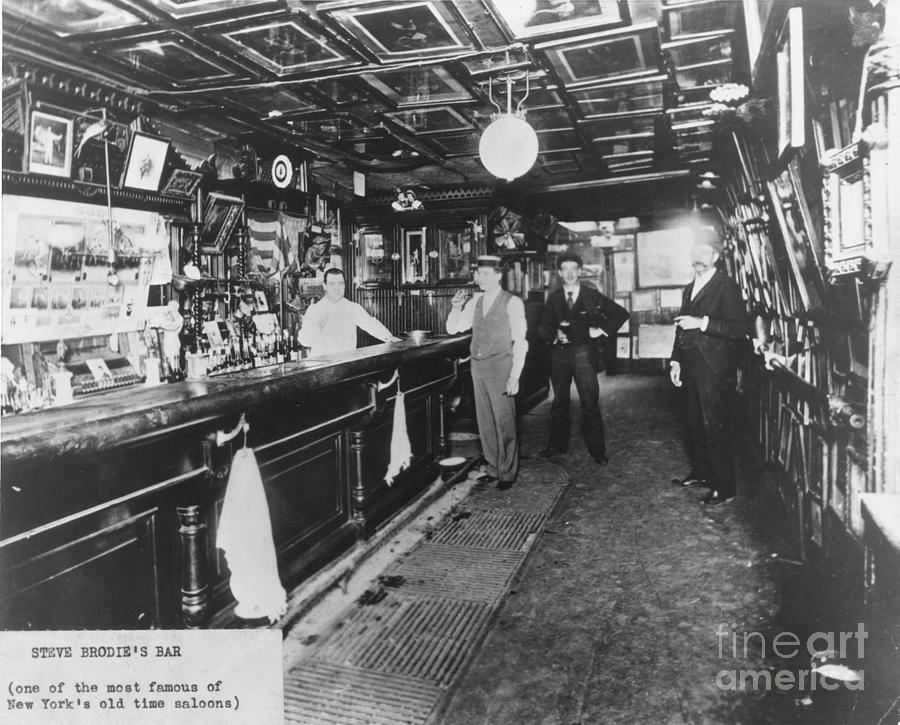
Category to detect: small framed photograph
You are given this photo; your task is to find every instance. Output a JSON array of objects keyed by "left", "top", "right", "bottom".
[
  {"left": 121, "top": 132, "right": 170, "bottom": 191},
  {"left": 487, "top": 0, "right": 629, "bottom": 41},
  {"left": 776, "top": 7, "right": 805, "bottom": 161},
  {"left": 198, "top": 192, "right": 245, "bottom": 254},
  {"left": 537, "top": 23, "right": 660, "bottom": 87},
  {"left": 161, "top": 168, "right": 203, "bottom": 198},
  {"left": 27, "top": 110, "right": 73, "bottom": 178},
  {"left": 254, "top": 290, "right": 269, "bottom": 312},
  {"left": 402, "top": 226, "right": 427, "bottom": 284}
]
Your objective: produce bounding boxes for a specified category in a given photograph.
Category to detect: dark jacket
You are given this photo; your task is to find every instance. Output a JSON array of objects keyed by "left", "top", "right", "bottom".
[
  {"left": 670, "top": 270, "right": 749, "bottom": 376},
  {"left": 539, "top": 283, "right": 629, "bottom": 367}
]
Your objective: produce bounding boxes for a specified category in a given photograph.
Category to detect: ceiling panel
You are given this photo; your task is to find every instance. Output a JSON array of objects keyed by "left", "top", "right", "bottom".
[
  {"left": 203, "top": 14, "right": 361, "bottom": 75},
  {"left": 1, "top": 0, "right": 751, "bottom": 202}
]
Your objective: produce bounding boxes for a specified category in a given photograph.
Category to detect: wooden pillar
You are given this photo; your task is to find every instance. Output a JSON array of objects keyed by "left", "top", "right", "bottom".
[
  {"left": 350, "top": 429, "right": 368, "bottom": 538},
  {"left": 177, "top": 505, "right": 209, "bottom": 628},
  {"left": 866, "top": 81, "right": 900, "bottom": 495},
  {"left": 437, "top": 393, "right": 449, "bottom": 458}
]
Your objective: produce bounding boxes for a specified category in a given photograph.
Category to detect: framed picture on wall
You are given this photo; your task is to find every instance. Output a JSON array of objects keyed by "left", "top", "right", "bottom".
[
  {"left": 161, "top": 168, "right": 203, "bottom": 198},
  {"left": 27, "top": 110, "right": 73, "bottom": 178},
  {"left": 436, "top": 224, "right": 474, "bottom": 282},
  {"left": 356, "top": 229, "right": 393, "bottom": 286},
  {"left": 402, "top": 226, "right": 427, "bottom": 284},
  {"left": 613, "top": 250, "right": 634, "bottom": 293},
  {"left": 198, "top": 192, "right": 244, "bottom": 254},
  {"left": 776, "top": 7, "right": 805, "bottom": 160},
  {"left": 121, "top": 132, "right": 170, "bottom": 191},
  {"left": 635, "top": 228, "right": 694, "bottom": 288},
  {"left": 766, "top": 164, "right": 826, "bottom": 311}
]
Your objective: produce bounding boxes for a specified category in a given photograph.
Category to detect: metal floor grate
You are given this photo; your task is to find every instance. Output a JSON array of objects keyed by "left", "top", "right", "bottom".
[
  {"left": 430, "top": 511, "right": 547, "bottom": 550},
  {"left": 285, "top": 661, "right": 441, "bottom": 725},
  {"left": 283, "top": 461, "right": 569, "bottom": 724},
  {"left": 310, "top": 595, "right": 493, "bottom": 687},
  {"left": 391, "top": 543, "right": 524, "bottom": 602}
]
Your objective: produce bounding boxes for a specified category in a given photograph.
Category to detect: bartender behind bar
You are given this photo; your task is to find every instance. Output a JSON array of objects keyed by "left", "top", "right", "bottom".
[{"left": 300, "top": 268, "right": 400, "bottom": 356}]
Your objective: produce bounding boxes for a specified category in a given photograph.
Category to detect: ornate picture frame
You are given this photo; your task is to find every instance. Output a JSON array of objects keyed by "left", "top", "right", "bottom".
[
  {"left": 198, "top": 192, "right": 245, "bottom": 254},
  {"left": 160, "top": 168, "right": 203, "bottom": 199}
]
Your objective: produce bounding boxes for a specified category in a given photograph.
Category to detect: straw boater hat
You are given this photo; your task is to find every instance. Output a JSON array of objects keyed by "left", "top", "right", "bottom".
[{"left": 476, "top": 254, "right": 503, "bottom": 270}]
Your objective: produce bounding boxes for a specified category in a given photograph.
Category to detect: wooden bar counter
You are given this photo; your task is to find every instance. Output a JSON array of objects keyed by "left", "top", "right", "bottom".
[{"left": 0, "top": 335, "right": 470, "bottom": 630}]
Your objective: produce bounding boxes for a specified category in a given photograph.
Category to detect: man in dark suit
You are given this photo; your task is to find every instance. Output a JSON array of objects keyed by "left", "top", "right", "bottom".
[
  {"left": 538, "top": 252, "right": 629, "bottom": 464},
  {"left": 670, "top": 239, "right": 749, "bottom": 505}
]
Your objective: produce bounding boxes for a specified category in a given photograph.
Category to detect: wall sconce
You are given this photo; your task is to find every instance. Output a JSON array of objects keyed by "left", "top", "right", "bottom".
[{"left": 478, "top": 71, "right": 539, "bottom": 182}]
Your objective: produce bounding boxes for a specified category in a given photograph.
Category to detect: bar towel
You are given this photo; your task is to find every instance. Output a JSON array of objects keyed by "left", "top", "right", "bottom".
[
  {"left": 384, "top": 389, "right": 412, "bottom": 485},
  {"left": 217, "top": 447, "right": 286, "bottom": 623}
]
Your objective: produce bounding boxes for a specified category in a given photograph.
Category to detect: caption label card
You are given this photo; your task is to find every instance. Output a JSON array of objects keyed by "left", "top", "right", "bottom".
[{"left": 1, "top": 630, "right": 282, "bottom": 723}]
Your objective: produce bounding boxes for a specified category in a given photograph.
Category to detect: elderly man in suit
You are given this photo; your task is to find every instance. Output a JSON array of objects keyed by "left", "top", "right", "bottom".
[
  {"left": 538, "top": 252, "right": 629, "bottom": 465},
  {"left": 670, "top": 239, "right": 749, "bottom": 505}
]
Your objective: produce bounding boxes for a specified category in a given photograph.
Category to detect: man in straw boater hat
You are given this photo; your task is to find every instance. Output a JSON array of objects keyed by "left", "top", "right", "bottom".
[
  {"left": 669, "top": 234, "right": 749, "bottom": 505},
  {"left": 446, "top": 255, "right": 528, "bottom": 490}
]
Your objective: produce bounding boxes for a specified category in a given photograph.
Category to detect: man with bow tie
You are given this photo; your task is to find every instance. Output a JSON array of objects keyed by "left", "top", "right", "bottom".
[
  {"left": 670, "top": 238, "right": 749, "bottom": 505},
  {"left": 538, "top": 252, "right": 629, "bottom": 465}
]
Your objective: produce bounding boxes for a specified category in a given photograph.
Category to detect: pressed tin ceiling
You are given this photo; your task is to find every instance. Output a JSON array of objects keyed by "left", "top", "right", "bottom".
[{"left": 2, "top": 0, "right": 750, "bottom": 212}]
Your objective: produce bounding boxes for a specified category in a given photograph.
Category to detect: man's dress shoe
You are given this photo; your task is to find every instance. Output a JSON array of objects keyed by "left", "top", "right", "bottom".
[
  {"left": 701, "top": 491, "right": 734, "bottom": 505},
  {"left": 592, "top": 454, "right": 609, "bottom": 466},
  {"left": 496, "top": 479, "right": 514, "bottom": 491},
  {"left": 476, "top": 474, "right": 498, "bottom": 484}
]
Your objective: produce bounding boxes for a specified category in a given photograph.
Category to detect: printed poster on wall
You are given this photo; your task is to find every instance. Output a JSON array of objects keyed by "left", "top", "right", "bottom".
[{"left": 2, "top": 195, "right": 160, "bottom": 343}]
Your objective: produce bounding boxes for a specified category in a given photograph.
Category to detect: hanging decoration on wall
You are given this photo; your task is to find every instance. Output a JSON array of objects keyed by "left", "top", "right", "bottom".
[{"left": 390, "top": 187, "right": 424, "bottom": 211}]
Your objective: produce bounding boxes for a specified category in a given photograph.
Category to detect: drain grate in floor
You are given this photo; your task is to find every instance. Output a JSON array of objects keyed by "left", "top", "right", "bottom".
[
  {"left": 285, "top": 660, "right": 440, "bottom": 725},
  {"left": 391, "top": 543, "right": 524, "bottom": 602},
  {"left": 431, "top": 511, "right": 547, "bottom": 550},
  {"left": 467, "top": 482, "right": 567, "bottom": 516},
  {"left": 310, "top": 595, "right": 493, "bottom": 687}
]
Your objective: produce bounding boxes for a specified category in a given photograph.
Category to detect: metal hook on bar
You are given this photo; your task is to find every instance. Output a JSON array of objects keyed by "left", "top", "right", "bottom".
[
  {"left": 216, "top": 413, "right": 249, "bottom": 447},
  {"left": 458, "top": 355, "right": 471, "bottom": 364},
  {"left": 377, "top": 368, "right": 400, "bottom": 392}
]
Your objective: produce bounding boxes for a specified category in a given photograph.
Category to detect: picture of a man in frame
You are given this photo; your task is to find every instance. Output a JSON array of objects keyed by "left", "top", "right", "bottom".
[{"left": 28, "top": 111, "right": 72, "bottom": 177}]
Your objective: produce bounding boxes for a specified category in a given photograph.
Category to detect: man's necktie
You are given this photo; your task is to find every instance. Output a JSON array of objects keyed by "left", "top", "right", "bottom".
[{"left": 566, "top": 291, "right": 574, "bottom": 310}]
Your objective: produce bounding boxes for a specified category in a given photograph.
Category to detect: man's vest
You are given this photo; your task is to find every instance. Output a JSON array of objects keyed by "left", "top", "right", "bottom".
[{"left": 471, "top": 289, "right": 514, "bottom": 360}]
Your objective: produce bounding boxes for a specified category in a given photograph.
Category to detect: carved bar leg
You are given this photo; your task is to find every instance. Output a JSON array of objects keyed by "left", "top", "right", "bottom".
[
  {"left": 350, "top": 429, "right": 369, "bottom": 539},
  {"left": 177, "top": 505, "right": 209, "bottom": 628},
  {"left": 437, "top": 393, "right": 449, "bottom": 458}
]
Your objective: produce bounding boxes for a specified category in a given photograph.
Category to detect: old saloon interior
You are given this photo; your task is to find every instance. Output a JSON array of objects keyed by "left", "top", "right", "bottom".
[{"left": 1, "top": 0, "right": 899, "bottom": 723}]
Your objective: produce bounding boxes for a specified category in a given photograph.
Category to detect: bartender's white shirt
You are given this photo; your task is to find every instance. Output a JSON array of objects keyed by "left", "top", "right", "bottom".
[{"left": 299, "top": 297, "right": 393, "bottom": 356}]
